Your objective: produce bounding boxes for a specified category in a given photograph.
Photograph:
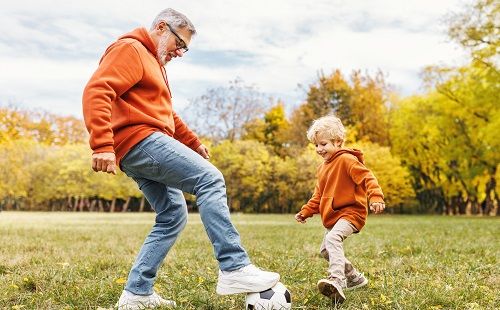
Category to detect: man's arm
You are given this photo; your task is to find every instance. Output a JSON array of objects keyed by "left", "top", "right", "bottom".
[
  {"left": 82, "top": 42, "right": 142, "bottom": 173},
  {"left": 172, "top": 111, "right": 202, "bottom": 152}
]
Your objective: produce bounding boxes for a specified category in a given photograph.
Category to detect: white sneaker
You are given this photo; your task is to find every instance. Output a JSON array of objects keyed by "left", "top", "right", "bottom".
[
  {"left": 216, "top": 264, "right": 280, "bottom": 295},
  {"left": 115, "top": 290, "right": 176, "bottom": 309}
]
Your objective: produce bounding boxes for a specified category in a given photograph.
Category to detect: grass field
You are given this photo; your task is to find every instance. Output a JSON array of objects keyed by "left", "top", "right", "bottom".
[{"left": 0, "top": 212, "right": 498, "bottom": 309}]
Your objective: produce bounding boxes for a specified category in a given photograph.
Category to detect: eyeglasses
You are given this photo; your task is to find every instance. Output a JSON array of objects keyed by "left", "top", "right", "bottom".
[{"left": 166, "top": 23, "right": 189, "bottom": 53}]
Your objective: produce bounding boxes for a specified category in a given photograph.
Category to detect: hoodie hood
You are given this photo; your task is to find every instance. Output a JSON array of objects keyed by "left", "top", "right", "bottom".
[
  {"left": 119, "top": 27, "right": 157, "bottom": 58},
  {"left": 327, "top": 148, "right": 365, "bottom": 164}
]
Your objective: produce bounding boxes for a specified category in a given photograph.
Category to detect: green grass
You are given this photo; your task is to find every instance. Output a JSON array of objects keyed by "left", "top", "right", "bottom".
[{"left": 0, "top": 212, "right": 499, "bottom": 309}]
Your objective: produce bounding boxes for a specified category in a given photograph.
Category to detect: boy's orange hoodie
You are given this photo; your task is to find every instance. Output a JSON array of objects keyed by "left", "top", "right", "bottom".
[
  {"left": 82, "top": 27, "right": 201, "bottom": 168},
  {"left": 299, "top": 148, "right": 384, "bottom": 231}
]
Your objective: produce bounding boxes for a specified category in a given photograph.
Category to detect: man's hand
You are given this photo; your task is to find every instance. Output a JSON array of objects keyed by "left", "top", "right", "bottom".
[
  {"left": 369, "top": 202, "right": 385, "bottom": 214},
  {"left": 92, "top": 152, "right": 116, "bottom": 175},
  {"left": 196, "top": 144, "right": 210, "bottom": 159},
  {"left": 295, "top": 213, "right": 307, "bottom": 224}
]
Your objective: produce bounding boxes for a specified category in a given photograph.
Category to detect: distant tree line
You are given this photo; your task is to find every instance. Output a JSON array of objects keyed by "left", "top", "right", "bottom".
[{"left": 0, "top": 0, "right": 498, "bottom": 215}]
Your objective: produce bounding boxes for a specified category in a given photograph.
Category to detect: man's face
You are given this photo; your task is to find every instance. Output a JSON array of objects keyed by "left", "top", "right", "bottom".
[{"left": 157, "top": 25, "right": 192, "bottom": 66}]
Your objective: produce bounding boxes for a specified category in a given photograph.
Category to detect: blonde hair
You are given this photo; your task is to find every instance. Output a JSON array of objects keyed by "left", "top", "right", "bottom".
[{"left": 306, "top": 115, "right": 346, "bottom": 145}]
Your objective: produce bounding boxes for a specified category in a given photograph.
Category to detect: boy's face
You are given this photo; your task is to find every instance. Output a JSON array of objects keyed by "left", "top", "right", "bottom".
[{"left": 314, "top": 134, "right": 342, "bottom": 161}]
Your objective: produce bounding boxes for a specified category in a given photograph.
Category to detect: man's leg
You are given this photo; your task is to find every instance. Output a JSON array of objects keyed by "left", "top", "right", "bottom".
[
  {"left": 122, "top": 132, "right": 278, "bottom": 294},
  {"left": 123, "top": 180, "right": 187, "bottom": 295}
]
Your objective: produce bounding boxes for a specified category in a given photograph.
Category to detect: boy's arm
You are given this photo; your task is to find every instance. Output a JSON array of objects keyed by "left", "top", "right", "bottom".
[
  {"left": 299, "top": 182, "right": 321, "bottom": 218},
  {"left": 348, "top": 160, "right": 384, "bottom": 204}
]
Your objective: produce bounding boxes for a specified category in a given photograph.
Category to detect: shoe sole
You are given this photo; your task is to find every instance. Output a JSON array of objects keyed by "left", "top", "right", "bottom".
[
  {"left": 345, "top": 278, "right": 368, "bottom": 291},
  {"left": 216, "top": 275, "right": 280, "bottom": 295},
  {"left": 317, "top": 280, "right": 345, "bottom": 303}
]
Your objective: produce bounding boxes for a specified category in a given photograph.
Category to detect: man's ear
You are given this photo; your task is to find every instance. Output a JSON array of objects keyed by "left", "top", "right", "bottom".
[{"left": 156, "top": 21, "right": 167, "bottom": 34}]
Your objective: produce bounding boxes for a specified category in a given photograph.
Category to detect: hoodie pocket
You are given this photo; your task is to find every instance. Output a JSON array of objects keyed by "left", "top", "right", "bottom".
[{"left": 319, "top": 197, "right": 336, "bottom": 221}]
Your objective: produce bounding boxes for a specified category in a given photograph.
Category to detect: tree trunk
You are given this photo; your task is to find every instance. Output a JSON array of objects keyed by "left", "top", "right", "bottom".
[
  {"left": 110, "top": 198, "right": 116, "bottom": 213},
  {"left": 90, "top": 199, "right": 96, "bottom": 212},
  {"left": 72, "top": 197, "right": 80, "bottom": 212},
  {"left": 78, "top": 198, "right": 85, "bottom": 212},
  {"left": 139, "top": 196, "right": 145, "bottom": 212},
  {"left": 122, "top": 197, "right": 131, "bottom": 212}
]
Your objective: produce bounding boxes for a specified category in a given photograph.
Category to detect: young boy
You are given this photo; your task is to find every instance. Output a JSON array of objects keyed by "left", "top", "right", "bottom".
[{"left": 295, "top": 115, "right": 385, "bottom": 303}]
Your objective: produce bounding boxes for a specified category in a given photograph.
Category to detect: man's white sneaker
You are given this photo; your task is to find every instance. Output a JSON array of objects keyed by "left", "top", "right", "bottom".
[
  {"left": 116, "top": 290, "right": 176, "bottom": 309},
  {"left": 216, "top": 264, "right": 280, "bottom": 295}
]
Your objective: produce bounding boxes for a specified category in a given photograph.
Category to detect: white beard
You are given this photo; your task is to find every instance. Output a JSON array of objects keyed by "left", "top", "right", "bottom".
[{"left": 157, "top": 33, "right": 176, "bottom": 66}]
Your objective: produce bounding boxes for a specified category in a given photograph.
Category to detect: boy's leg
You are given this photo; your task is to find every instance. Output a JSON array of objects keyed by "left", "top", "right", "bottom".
[
  {"left": 320, "top": 236, "right": 367, "bottom": 289},
  {"left": 121, "top": 132, "right": 278, "bottom": 294},
  {"left": 319, "top": 230, "right": 329, "bottom": 260},
  {"left": 317, "top": 219, "right": 357, "bottom": 302},
  {"left": 324, "top": 219, "right": 357, "bottom": 280}
]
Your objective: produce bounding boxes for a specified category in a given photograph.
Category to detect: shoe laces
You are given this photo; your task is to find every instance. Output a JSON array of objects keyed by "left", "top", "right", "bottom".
[
  {"left": 327, "top": 276, "right": 346, "bottom": 287},
  {"left": 348, "top": 271, "right": 364, "bottom": 281}
]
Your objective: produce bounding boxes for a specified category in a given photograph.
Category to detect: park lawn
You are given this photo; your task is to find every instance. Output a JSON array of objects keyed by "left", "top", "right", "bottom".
[{"left": 0, "top": 212, "right": 498, "bottom": 309}]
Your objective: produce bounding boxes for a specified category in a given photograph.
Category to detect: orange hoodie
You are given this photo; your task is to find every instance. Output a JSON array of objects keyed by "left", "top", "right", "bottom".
[
  {"left": 82, "top": 27, "right": 201, "bottom": 167},
  {"left": 299, "top": 148, "right": 384, "bottom": 231}
]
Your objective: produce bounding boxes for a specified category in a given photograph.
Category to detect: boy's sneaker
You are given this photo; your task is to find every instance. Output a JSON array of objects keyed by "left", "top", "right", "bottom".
[
  {"left": 216, "top": 264, "right": 280, "bottom": 295},
  {"left": 317, "top": 277, "right": 346, "bottom": 303},
  {"left": 116, "top": 290, "right": 176, "bottom": 309},
  {"left": 346, "top": 272, "right": 368, "bottom": 290}
]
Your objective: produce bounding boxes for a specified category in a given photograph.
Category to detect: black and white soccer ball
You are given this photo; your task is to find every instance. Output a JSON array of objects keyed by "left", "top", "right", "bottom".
[{"left": 245, "top": 282, "right": 292, "bottom": 310}]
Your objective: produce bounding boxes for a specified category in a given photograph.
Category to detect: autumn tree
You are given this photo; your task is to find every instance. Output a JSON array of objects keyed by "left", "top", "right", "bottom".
[
  {"left": 182, "top": 78, "right": 272, "bottom": 142},
  {"left": 286, "top": 70, "right": 390, "bottom": 148},
  {"left": 243, "top": 101, "right": 291, "bottom": 157}
]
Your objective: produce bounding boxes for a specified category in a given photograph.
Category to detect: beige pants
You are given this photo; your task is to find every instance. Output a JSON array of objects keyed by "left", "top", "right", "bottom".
[{"left": 319, "top": 218, "right": 358, "bottom": 280}]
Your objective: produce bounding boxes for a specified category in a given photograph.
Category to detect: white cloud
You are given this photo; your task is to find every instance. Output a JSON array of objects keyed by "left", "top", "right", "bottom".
[{"left": 0, "top": 0, "right": 469, "bottom": 117}]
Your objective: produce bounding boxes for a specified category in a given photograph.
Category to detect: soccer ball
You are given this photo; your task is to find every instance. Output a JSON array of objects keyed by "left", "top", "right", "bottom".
[{"left": 245, "top": 282, "right": 292, "bottom": 310}]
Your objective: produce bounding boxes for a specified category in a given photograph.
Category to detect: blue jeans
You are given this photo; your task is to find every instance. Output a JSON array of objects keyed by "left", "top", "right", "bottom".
[{"left": 120, "top": 132, "right": 250, "bottom": 295}]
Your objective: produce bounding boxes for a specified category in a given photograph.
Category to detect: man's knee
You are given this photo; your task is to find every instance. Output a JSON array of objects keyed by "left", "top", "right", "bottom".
[{"left": 199, "top": 167, "right": 225, "bottom": 189}]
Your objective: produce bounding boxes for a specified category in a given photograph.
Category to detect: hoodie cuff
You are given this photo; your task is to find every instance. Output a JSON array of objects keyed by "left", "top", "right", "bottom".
[
  {"left": 369, "top": 196, "right": 385, "bottom": 203},
  {"left": 92, "top": 146, "right": 115, "bottom": 154},
  {"left": 189, "top": 139, "right": 202, "bottom": 152},
  {"left": 299, "top": 207, "right": 313, "bottom": 218}
]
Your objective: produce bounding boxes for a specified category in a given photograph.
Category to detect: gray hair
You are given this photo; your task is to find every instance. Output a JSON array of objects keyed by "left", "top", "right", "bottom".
[{"left": 150, "top": 8, "right": 196, "bottom": 35}]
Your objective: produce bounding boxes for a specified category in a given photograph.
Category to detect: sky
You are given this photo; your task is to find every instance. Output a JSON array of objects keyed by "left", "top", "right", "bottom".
[{"left": 0, "top": 0, "right": 469, "bottom": 118}]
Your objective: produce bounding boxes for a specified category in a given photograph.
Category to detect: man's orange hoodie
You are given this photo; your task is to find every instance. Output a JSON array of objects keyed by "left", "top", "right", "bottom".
[
  {"left": 82, "top": 27, "right": 201, "bottom": 168},
  {"left": 299, "top": 148, "right": 384, "bottom": 231}
]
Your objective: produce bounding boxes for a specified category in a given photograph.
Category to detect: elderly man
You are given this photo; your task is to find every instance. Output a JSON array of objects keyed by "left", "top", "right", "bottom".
[{"left": 82, "top": 8, "right": 279, "bottom": 310}]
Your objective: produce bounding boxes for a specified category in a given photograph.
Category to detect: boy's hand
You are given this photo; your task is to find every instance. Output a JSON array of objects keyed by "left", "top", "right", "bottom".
[
  {"left": 295, "top": 213, "right": 307, "bottom": 224},
  {"left": 370, "top": 202, "right": 385, "bottom": 214}
]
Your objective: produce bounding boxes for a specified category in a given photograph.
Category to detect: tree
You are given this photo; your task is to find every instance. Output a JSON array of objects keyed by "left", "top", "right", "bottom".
[
  {"left": 351, "top": 141, "right": 416, "bottom": 212},
  {"left": 287, "top": 70, "right": 391, "bottom": 148},
  {"left": 210, "top": 140, "right": 272, "bottom": 212},
  {"left": 0, "top": 106, "right": 87, "bottom": 145},
  {"left": 447, "top": 0, "right": 499, "bottom": 70},
  {"left": 243, "top": 102, "right": 291, "bottom": 157},
  {"left": 0, "top": 139, "right": 40, "bottom": 209},
  {"left": 182, "top": 78, "right": 272, "bottom": 142}
]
